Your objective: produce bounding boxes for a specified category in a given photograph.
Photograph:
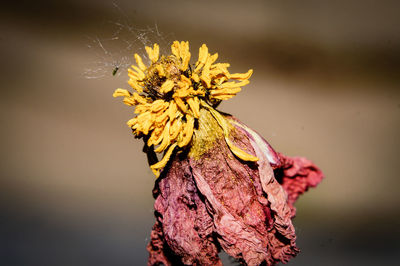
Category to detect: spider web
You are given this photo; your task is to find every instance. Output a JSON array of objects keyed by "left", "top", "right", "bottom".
[{"left": 83, "top": 3, "right": 175, "bottom": 79}]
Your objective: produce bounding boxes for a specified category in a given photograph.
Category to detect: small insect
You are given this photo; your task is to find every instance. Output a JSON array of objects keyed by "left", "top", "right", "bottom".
[{"left": 112, "top": 66, "right": 120, "bottom": 76}]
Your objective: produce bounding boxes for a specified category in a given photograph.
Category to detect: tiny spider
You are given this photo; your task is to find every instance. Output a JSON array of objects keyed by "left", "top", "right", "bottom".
[{"left": 112, "top": 66, "right": 120, "bottom": 76}]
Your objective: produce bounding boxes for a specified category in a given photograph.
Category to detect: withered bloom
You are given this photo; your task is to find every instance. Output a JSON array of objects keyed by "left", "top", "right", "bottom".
[{"left": 113, "top": 41, "right": 324, "bottom": 265}]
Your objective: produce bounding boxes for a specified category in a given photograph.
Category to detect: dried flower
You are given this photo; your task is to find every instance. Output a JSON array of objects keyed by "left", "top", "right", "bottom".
[{"left": 113, "top": 41, "right": 324, "bottom": 265}]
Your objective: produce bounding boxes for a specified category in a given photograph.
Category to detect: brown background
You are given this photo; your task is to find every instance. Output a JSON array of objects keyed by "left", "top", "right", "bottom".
[{"left": 1, "top": 0, "right": 399, "bottom": 265}]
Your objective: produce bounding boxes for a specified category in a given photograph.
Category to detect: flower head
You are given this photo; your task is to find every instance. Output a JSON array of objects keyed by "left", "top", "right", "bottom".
[
  {"left": 113, "top": 41, "right": 324, "bottom": 266},
  {"left": 113, "top": 41, "right": 255, "bottom": 177}
]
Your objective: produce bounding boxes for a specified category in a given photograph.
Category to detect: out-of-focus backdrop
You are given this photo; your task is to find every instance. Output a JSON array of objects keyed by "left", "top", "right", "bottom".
[{"left": 1, "top": 0, "right": 399, "bottom": 265}]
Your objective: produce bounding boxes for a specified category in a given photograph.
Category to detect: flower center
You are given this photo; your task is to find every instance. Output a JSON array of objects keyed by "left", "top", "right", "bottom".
[{"left": 113, "top": 41, "right": 256, "bottom": 177}]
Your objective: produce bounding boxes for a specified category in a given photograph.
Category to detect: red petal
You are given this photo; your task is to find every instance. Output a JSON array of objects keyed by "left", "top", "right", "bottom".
[
  {"left": 275, "top": 153, "right": 324, "bottom": 217},
  {"left": 147, "top": 158, "right": 221, "bottom": 265}
]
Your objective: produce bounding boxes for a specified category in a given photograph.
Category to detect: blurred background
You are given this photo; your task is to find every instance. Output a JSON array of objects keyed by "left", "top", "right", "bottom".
[{"left": 1, "top": 0, "right": 399, "bottom": 265}]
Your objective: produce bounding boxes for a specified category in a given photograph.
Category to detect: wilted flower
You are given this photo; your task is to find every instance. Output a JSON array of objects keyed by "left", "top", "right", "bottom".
[{"left": 113, "top": 41, "right": 324, "bottom": 265}]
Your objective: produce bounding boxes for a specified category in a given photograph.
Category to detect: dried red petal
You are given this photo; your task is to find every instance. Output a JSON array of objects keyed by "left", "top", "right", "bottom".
[
  {"left": 146, "top": 111, "right": 323, "bottom": 265},
  {"left": 275, "top": 153, "right": 324, "bottom": 217},
  {"left": 147, "top": 157, "right": 221, "bottom": 266}
]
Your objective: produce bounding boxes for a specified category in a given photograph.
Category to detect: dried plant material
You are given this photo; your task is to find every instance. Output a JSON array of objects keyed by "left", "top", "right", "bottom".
[
  {"left": 114, "top": 41, "right": 255, "bottom": 177},
  {"left": 113, "top": 41, "right": 324, "bottom": 265}
]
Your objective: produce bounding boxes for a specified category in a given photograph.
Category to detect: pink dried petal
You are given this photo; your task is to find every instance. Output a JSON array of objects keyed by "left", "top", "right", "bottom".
[
  {"left": 147, "top": 111, "right": 323, "bottom": 266},
  {"left": 189, "top": 116, "right": 300, "bottom": 265},
  {"left": 148, "top": 157, "right": 221, "bottom": 266},
  {"left": 275, "top": 153, "right": 324, "bottom": 217},
  {"left": 190, "top": 137, "right": 272, "bottom": 265},
  {"left": 229, "top": 117, "right": 299, "bottom": 263}
]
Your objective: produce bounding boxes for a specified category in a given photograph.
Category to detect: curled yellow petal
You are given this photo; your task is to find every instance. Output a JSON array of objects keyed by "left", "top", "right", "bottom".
[
  {"left": 171, "top": 41, "right": 180, "bottom": 58},
  {"left": 113, "top": 88, "right": 131, "bottom": 98},
  {"left": 192, "top": 73, "right": 200, "bottom": 83},
  {"left": 150, "top": 143, "right": 178, "bottom": 178},
  {"left": 155, "top": 110, "right": 169, "bottom": 124},
  {"left": 203, "top": 102, "right": 258, "bottom": 162},
  {"left": 212, "top": 94, "right": 236, "bottom": 100},
  {"left": 134, "top": 54, "right": 147, "bottom": 71},
  {"left": 195, "top": 44, "right": 208, "bottom": 72},
  {"left": 200, "top": 53, "right": 218, "bottom": 88},
  {"left": 174, "top": 97, "right": 187, "bottom": 113},
  {"left": 168, "top": 101, "right": 178, "bottom": 120},
  {"left": 145, "top": 43, "right": 160, "bottom": 63},
  {"left": 132, "top": 92, "right": 148, "bottom": 105},
  {"left": 126, "top": 118, "right": 137, "bottom": 127},
  {"left": 229, "top": 69, "right": 253, "bottom": 80},
  {"left": 178, "top": 114, "right": 194, "bottom": 147},
  {"left": 123, "top": 97, "right": 135, "bottom": 106},
  {"left": 187, "top": 97, "right": 200, "bottom": 118},
  {"left": 220, "top": 80, "right": 249, "bottom": 89},
  {"left": 127, "top": 79, "right": 143, "bottom": 93},
  {"left": 150, "top": 100, "right": 167, "bottom": 113},
  {"left": 154, "top": 122, "right": 171, "bottom": 153},
  {"left": 128, "top": 67, "right": 145, "bottom": 80},
  {"left": 180, "top": 41, "right": 191, "bottom": 71},
  {"left": 148, "top": 126, "right": 164, "bottom": 146},
  {"left": 156, "top": 65, "right": 165, "bottom": 77},
  {"left": 169, "top": 119, "right": 182, "bottom": 140},
  {"left": 160, "top": 80, "right": 175, "bottom": 93}
]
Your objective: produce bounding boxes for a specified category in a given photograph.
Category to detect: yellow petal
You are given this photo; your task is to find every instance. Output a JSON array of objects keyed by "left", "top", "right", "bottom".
[
  {"left": 155, "top": 110, "right": 169, "bottom": 124},
  {"left": 210, "top": 87, "right": 242, "bottom": 96},
  {"left": 134, "top": 103, "right": 151, "bottom": 114},
  {"left": 145, "top": 43, "right": 160, "bottom": 63},
  {"left": 154, "top": 122, "right": 171, "bottom": 153},
  {"left": 127, "top": 79, "right": 143, "bottom": 93},
  {"left": 150, "top": 143, "right": 178, "bottom": 178},
  {"left": 220, "top": 80, "right": 249, "bottom": 89},
  {"left": 192, "top": 73, "right": 200, "bottom": 83},
  {"left": 229, "top": 69, "right": 253, "bottom": 80},
  {"left": 169, "top": 119, "right": 181, "bottom": 140},
  {"left": 195, "top": 44, "right": 208, "bottom": 72},
  {"left": 203, "top": 102, "right": 258, "bottom": 162},
  {"left": 113, "top": 88, "right": 131, "bottom": 98},
  {"left": 198, "top": 44, "right": 208, "bottom": 63},
  {"left": 174, "top": 97, "right": 187, "bottom": 113},
  {"left": 160, "top": 80, "right": 175, "bottom": 93},
  {"left": 180, "top": 41, "right": 191, "bottom": 71},
  {"left": 180, "top": 75, "right": 192, "bottom": 86},
  {"left": 187, "top": 97, "right": 200, "bottom": 118},
  {"left": 156, "top": 65, "right": 165, "bottom": 77},
  {"left": 168, "top": 101, "right": 178, "bottom": 120},
  {"left": 153, "top": 43, "right": 160, "bottom": 61},
  {"left": 132, "top": 92, "right": 148, "bottom": 105},
  {"left": 123, "top": 96, "right": 136, "bottom": 106},
  {"left": 148, "top": 126, "right": 164, "bottom": 146},
  {"left": 128, "top": 67, "right": 145, "bottom": 80},
  {"left": 200, "top": 53, "right": 217, "bottom": 88},
  {"left": 178, "top": 114, "right": 194, "bottom": 147},
  {"left": 212, "top": 94, "right": 235, "bottom": 100},
  {"left": 171, "top": 41, "right": 180, "bottom": 58},
  {"left": 126, "top": 118, "right": 137, "bottom": 127},
  {"left": 134, "top": 53, "right": 147, "bottom": 71},
  {"left": 150, "top": 100, "right": 167, "bottom": 112}
]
